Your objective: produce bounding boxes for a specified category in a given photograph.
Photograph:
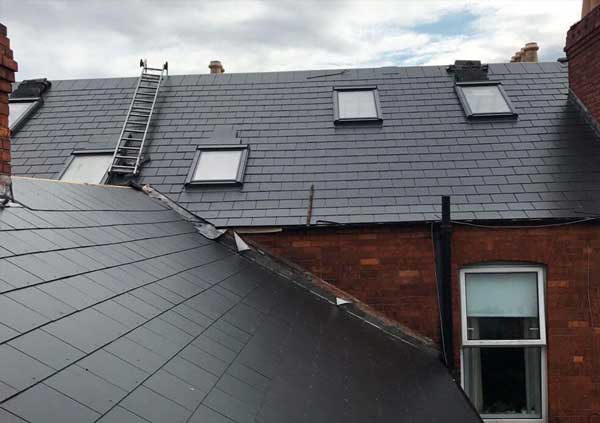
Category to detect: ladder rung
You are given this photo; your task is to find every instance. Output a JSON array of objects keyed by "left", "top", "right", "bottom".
[
  {"left": 132, "top": 106, "right": 152, "bottom": 111},
  {"left": 115, "top": 155, "right": 139, "bottom": 159},
  {"left": 136, "top": 92, "right": 155, "bottom": 97},
  {"left": 142, "top": 73, "right": 161, "bottom": 78},
  {"left": 130, "top": 112, "right": 150, "bottom": 117},
  {"left": 111, "top": 164, "right": 135, "bottom": 170},
  {"left": 124, "top": 129, "right": 145, "bottom": 133},
  {"left": 141, "top": 76, "right": 160, "bottom": 81},
  {"left": 134, "top": 98, "right": 154, "bottom": 103},
  {"left": 118, "top": 146, "right": 142, "bottom": 150},
  {"left": 145, "top": 67, "right": 164, "bottom": 71}
]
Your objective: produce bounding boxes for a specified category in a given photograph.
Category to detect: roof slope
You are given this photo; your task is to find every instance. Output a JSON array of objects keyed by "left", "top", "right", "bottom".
[
  {"left": 0, "top": 178, "right": 480, "bottom": 423},
  {"left": 12, "top": 62, "right": 600, "bottom": 227}
]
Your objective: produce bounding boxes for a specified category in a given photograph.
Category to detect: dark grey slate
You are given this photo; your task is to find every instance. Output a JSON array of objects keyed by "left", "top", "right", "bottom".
[
  {"left": 0, "top": 177, "right": 481, "bottom": 422},
  {"left": 9, "top": 62, "right": 600, "bottom": 226}
]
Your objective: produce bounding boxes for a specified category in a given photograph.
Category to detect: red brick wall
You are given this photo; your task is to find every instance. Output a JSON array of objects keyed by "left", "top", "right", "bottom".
[
  {"left": 566, "top": 4, "right": 600, "bottom": 124},
  {"left": 247, "top": 222, "right": 600, "bottom": 422},
  {"left": 0, "top": 22, "right": 17, "bottom": 176},
  {"left": 248, "top": 225, "right": 441, "bottom": 342}
]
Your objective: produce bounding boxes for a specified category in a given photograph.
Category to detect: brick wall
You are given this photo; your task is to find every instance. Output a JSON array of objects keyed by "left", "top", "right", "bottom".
[
  {"left": 247, "top": 222, "right": 600, "bottom": 422},
  {"left": 0, "top": 22, "right": 17, "bottom": 176},
  {"left": 248, "top": 225, "right": 441, "bottom": 342},
  {"left": 565, "top": 4, "right": 600, "bottom": 124}
]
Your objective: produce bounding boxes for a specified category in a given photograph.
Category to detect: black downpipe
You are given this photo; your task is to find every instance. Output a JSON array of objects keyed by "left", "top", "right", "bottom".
[{"left": 435, "top": 196, "right": 454, "bottom": 371}]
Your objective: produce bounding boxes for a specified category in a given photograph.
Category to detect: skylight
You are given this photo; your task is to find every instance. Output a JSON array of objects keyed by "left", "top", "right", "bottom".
[
  {"left": 60, "top": 153, "right": 113, "bottom": 184},
  {"left": 334, "top": 87, "right": 382, "bottom": 122},
  {"left": 455, "top": 82, "right": 516, "bottom": 118},
  {"left": 187, "top": 146, "right": 249, "bottom": 185},
  {"left": 9, "top": 100, "right": 38, "bottom": 131}
]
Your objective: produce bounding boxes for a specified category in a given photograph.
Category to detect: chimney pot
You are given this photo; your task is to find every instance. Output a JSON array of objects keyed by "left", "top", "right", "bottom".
[
  {"left": 522, "top": 42, "right": 539, "bottom": 62},
  {"left": 208, "top": 60, "right": 225, "bottom": 74}
]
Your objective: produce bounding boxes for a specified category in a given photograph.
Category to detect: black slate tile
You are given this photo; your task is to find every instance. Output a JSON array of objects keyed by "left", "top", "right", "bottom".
[
  {"left": 2, "top": 383, "right": 100, "bottom": 423},
  {"left": 9, "top": 329, "right": 85, "bottom": 370},
  {"left": 77, "top": 349, "right": 149, "bottom": 392},
  {"left": 45, "top": 365, "right": 127, "bottom": 413},
  {"left": 120, "top": 386, "right": 191, "bottom": 423}
]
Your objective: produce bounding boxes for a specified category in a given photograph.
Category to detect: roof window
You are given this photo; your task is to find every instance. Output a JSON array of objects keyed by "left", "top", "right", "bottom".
[
  {"left": 186, "top": 145, "right": 249, "bottom": 185},
  {"left": 59, "top": 151, "right": 113, "bottom": 184},
  {"left": 456, "top": 82, "right": 517, "bottom": 118},
  {"left": 9, "top": 79, "right": 52, "bottom": 133},
  {"left": 8, "top": 99, "right": 40, "bottom": 132},
  {"left": 333, "top": 87, "right": 382, "bottom": 122}
]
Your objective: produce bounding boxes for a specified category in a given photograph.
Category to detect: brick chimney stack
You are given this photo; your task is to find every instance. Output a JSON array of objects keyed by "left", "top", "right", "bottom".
[
  {"left": 565, "top": 1, "right": 600, "bottom": 124},
  {"left": 208, "top": 60, "right": 225, "bottom": 74},
  {"left": 510, "top": 42, "right": 539, "bottom": 62},
  {"left": 0, "top": 22, "right": 18, "bottom": 177},
  {"left": 582, "top": 0, "right": 600, "bottom": 17}
]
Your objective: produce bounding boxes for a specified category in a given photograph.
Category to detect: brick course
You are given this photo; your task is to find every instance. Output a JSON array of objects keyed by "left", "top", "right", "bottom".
[
  {"left": 247, "top": 222, "right": 600, "bottom": 422},
  {"left": 566, "top": 4, "right": 600, "bottom": 125},
  {"left": 0, "top": 22, "right": 17, "bottom": 176}
]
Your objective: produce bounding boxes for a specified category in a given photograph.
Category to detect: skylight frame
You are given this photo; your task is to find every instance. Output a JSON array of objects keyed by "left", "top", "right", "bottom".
[
  {"left": 185, "top": 145, "right": 249, "bottom": 186},
  {"left": 58, "top": 150, "right": 113, "bottom": 185},
  {"left": 455, "top": 81, "right": 517, "bottom": 119},
  {"left": 333, "top": 86, "right": 383, "bottom": 123},
  {"left": 8, "top": 97, "right": 42, "bottom": 134}
]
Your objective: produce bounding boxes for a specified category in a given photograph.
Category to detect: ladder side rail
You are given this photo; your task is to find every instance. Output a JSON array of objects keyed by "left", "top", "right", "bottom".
[
  {"left": 110, "top": 70, "right": 145, "bottom": 170},
  {"left": 133, "top": 68, "right": 164, "bottom": 174}
]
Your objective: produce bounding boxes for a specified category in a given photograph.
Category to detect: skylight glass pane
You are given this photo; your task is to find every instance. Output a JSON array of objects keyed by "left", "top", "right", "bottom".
[
  {"left": 9, "top": 102, "right": 34, "bottom": 128},
  {"left": 338, "top": 90, "right": 377, "bottom": 119},
  {"left": 60, "top": 155, "right": 112, "bottom": 184},
  {"left": 461, "top": 85, "right": 511, "bottom": 114},
  {"left": 193, "top": 150, "right": 243, "bottom": 181}
]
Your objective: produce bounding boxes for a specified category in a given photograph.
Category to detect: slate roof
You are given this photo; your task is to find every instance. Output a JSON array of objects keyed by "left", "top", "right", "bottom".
[
  {"left": 10, "top": 62, "right": 600, "bottom": 227},
  {"left": 0, "top": 177, "right": 481, "bottom": 423}
]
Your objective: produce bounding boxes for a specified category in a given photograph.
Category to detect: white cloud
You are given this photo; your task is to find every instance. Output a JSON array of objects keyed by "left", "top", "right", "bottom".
[{"left": 2, "top": 0, "right": 581, "bottom": 80}]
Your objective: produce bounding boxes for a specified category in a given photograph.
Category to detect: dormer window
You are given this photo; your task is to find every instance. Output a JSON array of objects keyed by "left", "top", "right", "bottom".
[
  {"left": 456, "top": 82, "right": 516, "bottom": 118},
  {"left": 186, "top": 145, "right": 249, "bottom": 185},
  {"left": 333, "top": 87, "right": 382, "bottom": 123}
]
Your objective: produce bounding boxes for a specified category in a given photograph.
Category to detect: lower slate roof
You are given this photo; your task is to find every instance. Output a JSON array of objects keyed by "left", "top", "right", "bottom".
[
  {"left": 10, "top": 62, "right": 600, "bottom": 227},
  {"left": 0, "top": 177, "right": 481, "bottom": 423}
]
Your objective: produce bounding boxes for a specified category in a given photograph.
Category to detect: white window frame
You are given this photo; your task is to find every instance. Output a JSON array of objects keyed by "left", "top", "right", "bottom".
[{"left": 459, "top": 265, "right": 548, "bottom": 423}]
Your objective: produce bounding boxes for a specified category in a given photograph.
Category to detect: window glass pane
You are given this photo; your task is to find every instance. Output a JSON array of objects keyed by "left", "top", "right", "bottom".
[
  {"left": 9, "top": 102, "right": 34, "bottom": 128},
  {"left": 60, "top": 155, "right": 112, "bottom": 184},
  {"left": 192, "top": 150, "right": 242, "bottom": 181},
  {"left": 466, "top": 272, "right": 540, "bottom": 340},
  {"left": 461, "top": 85, "right": 511, "bottom": 114},
  {"left": 338, "top": 90, "right": 377, "bottom": 119},
  {"left": 464, "top": 347, "right": 542, "bottom": 419}
]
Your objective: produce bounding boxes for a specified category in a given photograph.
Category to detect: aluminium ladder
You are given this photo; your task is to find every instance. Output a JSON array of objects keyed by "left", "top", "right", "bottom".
[{"left": 109, "top": 59, "right": 168, "bottom": 176}]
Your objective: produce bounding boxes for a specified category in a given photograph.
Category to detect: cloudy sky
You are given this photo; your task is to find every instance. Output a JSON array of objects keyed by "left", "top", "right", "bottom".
[{"left": 2, "top": 0, "right": 581, "bottom": 81}]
